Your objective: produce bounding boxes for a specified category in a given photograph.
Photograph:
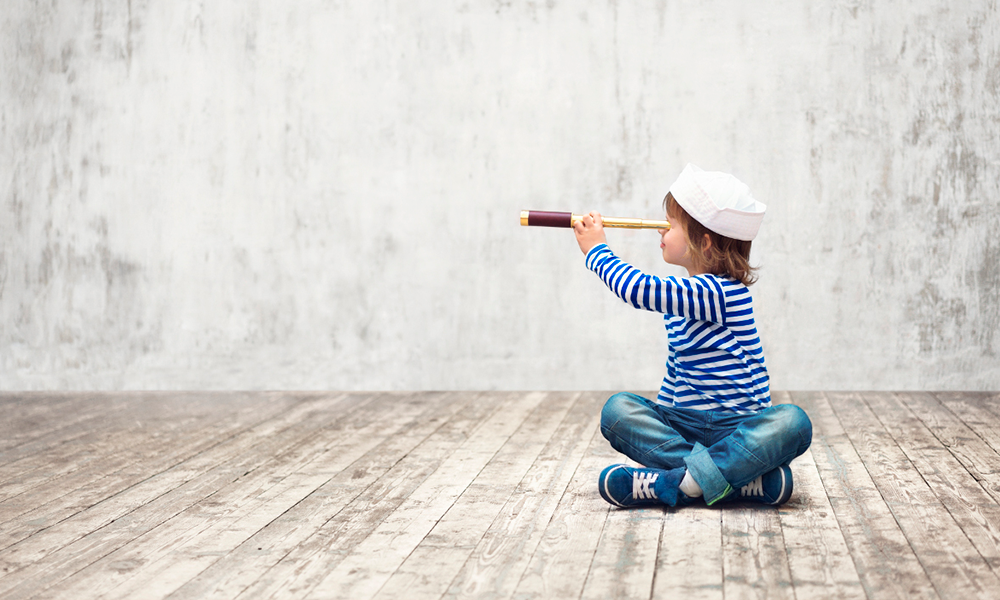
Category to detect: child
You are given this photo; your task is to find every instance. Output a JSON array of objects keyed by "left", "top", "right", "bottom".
[{"left": 573, "top": 163, "right": 812, "bottom": 508}]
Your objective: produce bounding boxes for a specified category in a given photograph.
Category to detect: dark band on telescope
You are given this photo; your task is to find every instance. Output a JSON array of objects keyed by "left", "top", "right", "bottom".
[{"left": 525, "top": 210, "right": 573, "bottom": 228}]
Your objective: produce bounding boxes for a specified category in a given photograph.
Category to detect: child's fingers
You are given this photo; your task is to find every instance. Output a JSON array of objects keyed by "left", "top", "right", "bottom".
[{"left": 574, "top": 211, "right": 604, "bottom": 234}]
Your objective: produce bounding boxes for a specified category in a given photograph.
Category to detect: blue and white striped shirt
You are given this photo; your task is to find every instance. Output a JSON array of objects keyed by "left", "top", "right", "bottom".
[{"left": 586, "top": 244, "right": 770, "bottom": 413}]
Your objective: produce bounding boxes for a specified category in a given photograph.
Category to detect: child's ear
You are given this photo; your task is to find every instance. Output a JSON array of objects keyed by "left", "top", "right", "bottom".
[{"left": 701, "top": 233, "right": 713, "bottom": 254}]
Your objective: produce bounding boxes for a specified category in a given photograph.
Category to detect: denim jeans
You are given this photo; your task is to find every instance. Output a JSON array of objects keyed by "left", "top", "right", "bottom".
[{"left": 600, "top": 392, "right": 813, "bottom": 505}]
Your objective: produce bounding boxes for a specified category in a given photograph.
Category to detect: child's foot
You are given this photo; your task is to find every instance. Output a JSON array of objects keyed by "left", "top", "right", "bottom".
[
  {"left": 732, "top": 465, "right": 793, "bottom": 505},
  {"left": 598, "top": 464, "right": 667, "bottom": 508}
]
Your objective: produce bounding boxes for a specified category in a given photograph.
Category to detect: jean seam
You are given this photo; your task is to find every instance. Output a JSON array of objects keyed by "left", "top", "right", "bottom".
[
  {"left": 602, "top": 423, "right": 687, "bottom": 468},
  {"left": 730, "top": 439, "right": 768, "bottom": 472},
  {"left": 601, "top": 429, "right": 655, "bottom": 465}
]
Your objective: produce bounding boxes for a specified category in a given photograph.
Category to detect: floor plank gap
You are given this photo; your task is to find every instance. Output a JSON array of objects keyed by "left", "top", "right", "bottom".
[{"left": 1, "top": 391, "right": 996, "bottom": 600}]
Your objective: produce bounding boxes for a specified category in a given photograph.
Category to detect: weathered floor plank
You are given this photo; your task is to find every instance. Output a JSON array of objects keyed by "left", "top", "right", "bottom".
[
  {"left": 434, "top": 392, "right": 601, "bottom": 600},
  {"left": 166, "top": 392, "right": 475, "bottom": 600},
  {"left": 228, "top": 392, "right": 501, "bottom": 600},
  {"left": 722, "top": 506, "right": 794, "bottom": 600},
  {"left": 0, "top": 393, "right": 351, "bottom": 599},
  {"left": 651, "top": 506, "right": 723, "bottom": 600},
  {"left": 0, "top": 393, "right": 280, "bottom": 542},
  {"left": 581, "top": 504, "right": 664, "bottom": 600},
  {"left": 510, "top": 402, "right": 616, "bottom": 600},
  {"left": 792, "top": 391, "right": 939, "bottom": 600},
  {"left": 90, "top": 393, "right": 433, "bottom": 600},
  {"left": 772, "top": 391, "right": 865, "bottom": 600},
  {"left": 899, "top": 392, "right": 1000, "bottom": 504},
  {"left": 301, "top": 391, "right": 553, "bottom": 600},
  {"left": 2, "top": 391, "right": 999, "bottom": 600},
  {"left": 830, "top": 392, "right": 1000, "bottom": 600},
  {"left": 865, "top": 392, "right": 1000, "bottom": 576}
]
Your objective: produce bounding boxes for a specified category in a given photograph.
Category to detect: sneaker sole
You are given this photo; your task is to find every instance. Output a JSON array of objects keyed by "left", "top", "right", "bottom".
[{"left": 771, "top": 466, "right": 793, "bottom": 505}]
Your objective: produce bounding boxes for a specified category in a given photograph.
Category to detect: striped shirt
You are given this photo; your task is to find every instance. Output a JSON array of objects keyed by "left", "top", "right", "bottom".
[{"left": 586, "top": 244, "right": 770, "bottom": 413}]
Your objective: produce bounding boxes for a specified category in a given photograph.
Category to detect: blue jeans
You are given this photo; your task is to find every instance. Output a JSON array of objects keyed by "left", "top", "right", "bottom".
[{"left": 600, "top": 392, "right": 813, "bottom": 505}]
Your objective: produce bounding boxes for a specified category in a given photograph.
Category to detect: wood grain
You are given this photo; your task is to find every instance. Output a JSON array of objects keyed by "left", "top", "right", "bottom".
[{"left": 3, "top": 391, "right": 999, "bottom": 600}]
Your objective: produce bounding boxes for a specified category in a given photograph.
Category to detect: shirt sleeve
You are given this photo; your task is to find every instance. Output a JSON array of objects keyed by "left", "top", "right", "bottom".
[{"left": 584, "top": 243, "right": 726, "bottom": 324}]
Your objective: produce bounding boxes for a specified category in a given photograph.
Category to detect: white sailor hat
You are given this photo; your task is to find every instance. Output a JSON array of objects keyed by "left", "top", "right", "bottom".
[{"left": 667, "top": 163, "right": 766, "bottom": 241}]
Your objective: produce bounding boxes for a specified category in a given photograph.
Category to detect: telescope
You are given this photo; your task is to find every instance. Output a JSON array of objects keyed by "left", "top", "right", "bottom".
[{"left": 520, "top": 210, "right": 670, "bottom": 230}]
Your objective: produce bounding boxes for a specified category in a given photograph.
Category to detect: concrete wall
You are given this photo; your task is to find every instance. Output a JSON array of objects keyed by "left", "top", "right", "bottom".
[{"left": 2, "top": 0, "right": 998, "bottom": 391}]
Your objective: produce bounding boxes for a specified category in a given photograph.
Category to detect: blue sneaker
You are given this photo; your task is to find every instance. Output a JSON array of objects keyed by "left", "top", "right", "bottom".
[
  {"left": 598, "top": 464, "right": 667, "bottom": 508},
  {"left": 731, "top": 465, "right": 793, "bottom": 505}
]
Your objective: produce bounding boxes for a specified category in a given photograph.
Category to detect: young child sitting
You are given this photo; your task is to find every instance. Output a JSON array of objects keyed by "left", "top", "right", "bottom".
[{"left": 573, "top": 163, "right": 813, "bottom": 507}]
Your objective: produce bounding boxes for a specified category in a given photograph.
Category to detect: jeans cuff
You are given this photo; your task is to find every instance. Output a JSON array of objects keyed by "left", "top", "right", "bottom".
[{"left": 683, "top": 442, "right": 732, "bottom": 505}]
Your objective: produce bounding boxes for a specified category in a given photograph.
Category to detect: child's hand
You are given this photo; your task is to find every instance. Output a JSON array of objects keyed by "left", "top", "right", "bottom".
[{"left": 573, "top": 211, "right": 607, "bottom": 254}]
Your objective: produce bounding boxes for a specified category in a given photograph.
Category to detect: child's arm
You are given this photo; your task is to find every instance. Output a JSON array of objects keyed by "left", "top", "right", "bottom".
[{"left": 584, "top": 244, "right": 727, "bottom": 324}]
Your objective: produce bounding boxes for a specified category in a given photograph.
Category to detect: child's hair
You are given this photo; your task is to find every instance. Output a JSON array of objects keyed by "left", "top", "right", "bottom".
[{"left": 664, "top": 192, "right": 759, "bottom": 286}]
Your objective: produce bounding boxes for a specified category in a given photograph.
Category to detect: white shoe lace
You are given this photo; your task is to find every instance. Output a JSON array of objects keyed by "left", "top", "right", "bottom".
[
  {"left": 632, "top": 471, "right": 659, "bottom": 500},
  {"left": 740, "top": 475, "right": 764, "bottom": 497}
]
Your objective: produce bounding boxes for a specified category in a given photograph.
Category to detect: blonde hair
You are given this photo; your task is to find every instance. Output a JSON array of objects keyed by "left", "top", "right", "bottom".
[{"left": 665, "top": 192, "right": 759, "bottom": 286}]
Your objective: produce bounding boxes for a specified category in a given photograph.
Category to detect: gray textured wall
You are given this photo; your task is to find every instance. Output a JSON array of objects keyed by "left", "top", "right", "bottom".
[{"left": 2, "top": 1, "right": 998, "bottom": 391}]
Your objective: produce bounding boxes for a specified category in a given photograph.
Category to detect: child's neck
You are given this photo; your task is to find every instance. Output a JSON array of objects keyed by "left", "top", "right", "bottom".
[{"left": 678, "top": 262, "right": 709, "bottom": 277}]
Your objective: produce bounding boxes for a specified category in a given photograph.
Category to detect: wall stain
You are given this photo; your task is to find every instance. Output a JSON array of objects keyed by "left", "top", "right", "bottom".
[{"left": 2, "top": 1, "right": 998, "bottom": 389}]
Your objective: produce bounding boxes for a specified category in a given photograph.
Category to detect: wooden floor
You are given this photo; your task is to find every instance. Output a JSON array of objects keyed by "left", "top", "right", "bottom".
[{"left": 2, "top": 391, "right": 1000, "bottom": 600}]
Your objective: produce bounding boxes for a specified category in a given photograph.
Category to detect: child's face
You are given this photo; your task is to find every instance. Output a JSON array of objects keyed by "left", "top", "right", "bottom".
[{"left": 659, "top": 209, "right": 697, "bottom": 272}]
